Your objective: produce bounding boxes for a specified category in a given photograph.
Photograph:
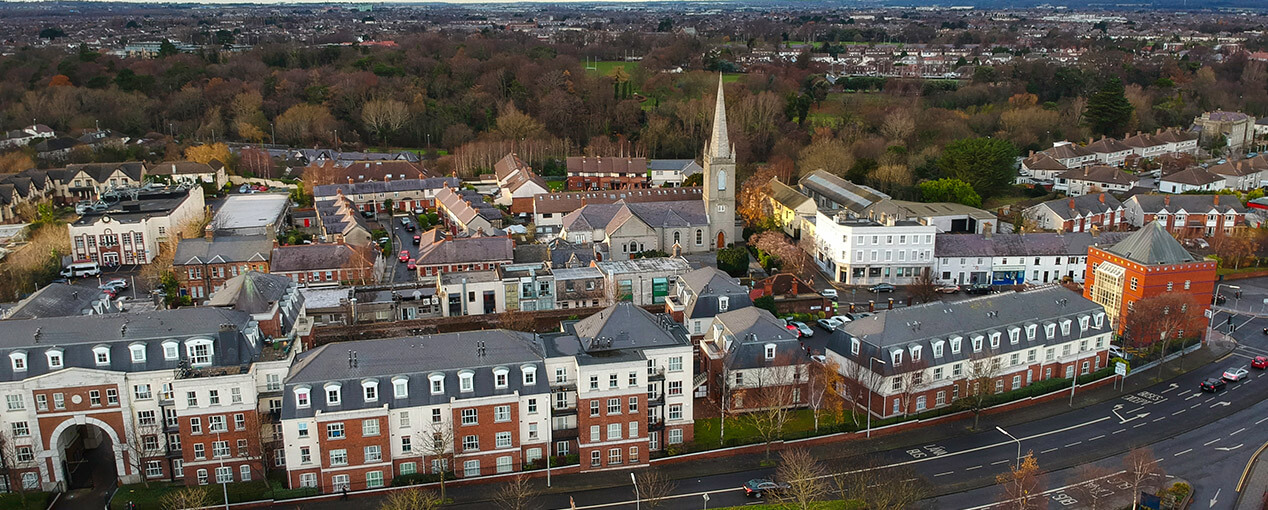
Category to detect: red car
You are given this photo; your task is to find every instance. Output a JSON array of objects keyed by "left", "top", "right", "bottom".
[
  {"left": 407, "top": 259, "right": 417, "bottom": 270},
  {"left": 398, "top": 250, "right": 410, "bottom": 262},
  {"left": 1253, "top": 356, "right": 1268, "bottom": 369}
]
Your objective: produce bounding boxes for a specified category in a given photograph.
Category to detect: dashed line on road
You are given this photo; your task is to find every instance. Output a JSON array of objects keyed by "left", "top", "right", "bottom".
[
  {"left": 935, "top": 471, "right": 954, "bottom": 477},
  {"left": 1064, "top": 441, "right": 1082, "bottom": 448},
  {"left": 1152, "top": 417, "right": 1165, "bottom": 423},
  {"left": 1232, "top": 427, "right": 1246, "bottom": 436},
  {"left": 1133, "top": 422, "right": 1148, "bottom": 428},
  {"left": 1205, "top": 438, "right": 1222, "bottom": 446},
  {"left": 991, "top": 460, "right": 1010, "bottom": 465},
  {"left": 1040, "top": 448, "right": 1058, "bottom": 454},
  {"left": 1088, "top": 435, "right": 1105, "bottom": 441},
  {"left": 1174, "top": 449, "right": 1192, "bottom": 457},
  {"left": 965, "top": 465, "right": 982, "bottom": 471},
  {"left": 1172, "top": 410, "right": 1185, "bottom": 416},
  {"left": 1192, "top": 403, "right": 1202, "bottom": 409},
  {"left": 1113, "top": 429, "right": 1126, "bottom": 434},
  {"left": 1257, "top": 416, "right": 1268, "bottom": 425}
]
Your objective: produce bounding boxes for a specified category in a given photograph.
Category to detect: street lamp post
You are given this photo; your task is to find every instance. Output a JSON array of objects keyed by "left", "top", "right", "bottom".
[
  {"left": 631, "top": 472, "right": 640, "bottom": 510},
  {"left": 866, "top": 356, "right": 886, "bottom": 438},
  {"left": 996, "top": 426, "right": 1021, "bottom": 467}
]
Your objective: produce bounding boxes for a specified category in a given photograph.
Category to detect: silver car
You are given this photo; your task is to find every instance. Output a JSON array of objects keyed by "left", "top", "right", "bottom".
[{"left": 790, "top": 321, "right": 814, "bottom": 337}]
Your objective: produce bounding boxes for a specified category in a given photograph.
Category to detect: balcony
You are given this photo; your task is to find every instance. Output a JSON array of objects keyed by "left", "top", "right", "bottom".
[
  {"left": 550, "top": 380, "right": 576, "bottom": 391},
  {"left": 552, "top": 428, "right": 579, "bottom": 441},
  {"left": 647, "top": 419, "right": 665, "bottom": 432},
  {"left": 665, "top": 296, "right": 686, "bottom": 314},
  {"left": 552, "top": 405, "right": 578, "bottom": 417},
  {"left": 647, "top": 394, "right": 665, "bottom": 407},
  {"left": 647, "top": 368, "right": 665, "bottom": 381}
]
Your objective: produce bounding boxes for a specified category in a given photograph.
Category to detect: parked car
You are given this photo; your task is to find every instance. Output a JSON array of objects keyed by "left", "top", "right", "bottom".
[
  {"left": 821, "top": 288, "right": 838, "bottom": 300},
  {"left": 965, "top": 284, "right": 993, "bottom": 295},
  {"left": 782, "top": 320, "right": 799, "bottom": 336},
  {"left": 412, "top": 235, "right": 421, "bottom": 245},
  {"left": 869, "top": 283, "right": 895, "bottom": 293},
  {"left": 790, "top": 321, "right": 814, "bottom": 337},
  {"left": 743, "top": 479, "right": 791, "bottom": 498},
  {"left": 1252, "top": 356, "right": 1268, "bottom": 370},
  {"left": 1108, "top": 345, "right": 1126, "bottom": 359},
  {"left": 1200, "top": 378, "right": 1226, "bottom": 392},
  {"left": 935, "top": 284, "right": 960, "bottom": 294},
  {"left": 830, "top": 314, "right": 852, "bottom": 324},
  {"left": 406, "top": 259, "right": 417, "bottom": 270},
  {"left": 816, "top": 318, "right": 842, "bottom": 331},
  {"left": 1222, "top": 367, "right": 1249, "bottom": 382},
  {"left": 851, "top": 312, "right": 874, "bottom": 320},
  {"left": 98, "top": 279, "right": 128, "bottom": 291},
  {"left": 399, "top": 251, "right": 410, "bottom": 262}
]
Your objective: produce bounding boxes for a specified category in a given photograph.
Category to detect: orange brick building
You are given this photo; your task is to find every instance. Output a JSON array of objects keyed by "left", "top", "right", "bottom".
[{"left": 1083, "top": 221, "right": 1217, "bottom": 333}]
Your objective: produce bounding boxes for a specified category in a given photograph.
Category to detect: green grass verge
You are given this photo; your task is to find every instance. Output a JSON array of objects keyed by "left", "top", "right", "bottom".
[
  {"left": 713, "top": 500, "right": 865, "bottom": 509},
  {"left": 722, "top": 73, "right": 743, "bottom": 83},
  {"left": 585, "top": 61, "right": 640, "bottom": 77},
  {"left": 0, "top": 493, "right": 53, "bottom": 510},
  {"left": 111, "top": 480, "right": 282, "bottom": 509},
  {"left": 547, "top": 180, "right": 567, "bottom": 192},
  {"left": 693, "top": 410, "right": 852, "bottom": 451}
]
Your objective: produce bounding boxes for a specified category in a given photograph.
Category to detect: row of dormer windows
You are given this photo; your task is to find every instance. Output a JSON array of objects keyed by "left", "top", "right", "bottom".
[
  {"left": 293, "top": 365, "right": 538, "bottom": 409},
  {"left": 8, "top": 339, "right": 215, "bottom": 372}
]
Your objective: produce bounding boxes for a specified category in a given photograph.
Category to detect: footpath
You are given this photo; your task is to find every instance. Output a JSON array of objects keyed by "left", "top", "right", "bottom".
[{"left": 284, "top": 340, "right": 1235, "bottom": 510}]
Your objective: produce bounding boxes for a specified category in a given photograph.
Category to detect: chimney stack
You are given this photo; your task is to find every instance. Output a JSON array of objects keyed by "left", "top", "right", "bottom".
[
  {"left": 1098, "top": 193, "right": 1105, "bottom": 204},
  {"left": 1164, "top": 195, "right": 1171, "bottom": 207},
  {"left": 204, "top": 224, "right": 214, "bottom": 240},
  {"left": 1213, "top": 194, "right": 1220, "bottom": 206},
  {"left": 1069, "top": 198, "right": 1076, "bottom": 209}
]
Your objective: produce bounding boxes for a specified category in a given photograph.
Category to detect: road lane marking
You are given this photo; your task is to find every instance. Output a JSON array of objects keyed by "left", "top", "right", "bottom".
[
  {"left": 1172, "top": 410, "right": 1185, "bottom": 415},
  {"left": 1192, "top": 403, "right": 1202, "bottom": 409},
  {"left": 1205, "top": 438, "right": 1222, "bottom": 446},
  {"left": 1232, "top": 427, "right": 1246, "bottom": 436},
  {"left": 966, "top": 465, "right": 982, "bottom": 471},
  {"left": 935, "top": 471, "right": 954, "bottom": 477},
  {"left": 1257, "top": 416, "right": 1268, "bottom": 425},
  {"left": 1088, "top": 435, "right": 1105, "bottom": 441},
  {"left": 1040, "top": 448, "right": 1058, "bottom": 454},
  {"left": 1186, "top": 393, "right": 1200, "bottom": 401},
  {"left": 1134, "top": 422, "right": 1148, "bottom": 428},
  {"left": 1152, "top": 417, "right": 1165, "bottom": 422},
  {"left": 960, "top": 470, "right": 1129, "bottom": 510},
  {"left": 1113, "top": 429, "right": 1126, "bottom": 434},
  {"left": 1174, "top": 449, "right": 1192, "bottom": 456},
  {"left": 1064, "top": 441, "right": 1082, "bottom": 447},
  {"left": 991, "top": 460, "right": 1010, "bottom": 465}
]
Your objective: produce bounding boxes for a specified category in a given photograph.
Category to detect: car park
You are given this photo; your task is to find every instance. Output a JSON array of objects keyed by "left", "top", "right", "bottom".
[
  {"left": 869, "top": 283, "right": 895, "bottom": 293},
  {"left": 1253, "top": 356, "right": 1268, "bottom": 369},
  {"left": 816, "top": 318, "right": 842, "bottom": 331},
  {"left": 935, "top": 284, "right": 960, "bottom": 294},
  {"left": 99, "top": 279, "right": 128, "bottom": 291},
  {"left": 1200, "top": 378, "right": 1226, "bottom": 392},
  {"left": 790, "top": 321, "right": 814, "bottom": 337},
  {"left": 742, "top": 479, "right": 790, "bottom": 498},
  {"left": 1223, "top": 367, "right": 1249, "bottom": 382}
]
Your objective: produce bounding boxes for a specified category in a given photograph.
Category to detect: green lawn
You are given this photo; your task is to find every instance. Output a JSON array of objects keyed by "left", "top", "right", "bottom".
[
  {"left": 722, "top": 73, "right": 743, "bottom": 83},
  {"left": 0, "top": 493, "right": 53, "bottom": 510},
  {"left": 713, "top": 500, "right": 865, "bottom": 509},
  {"left": 586, "top": 60, "right": 640, "bottom": 77},
  {"left": 694, "top": 410, "right": 854, "bottom": 451},
  {"left": 111, "top": 480, "right": 283, "bottom": 510},
  {"left": 547, "top": 180, "right": 567, "bottom": 192}
]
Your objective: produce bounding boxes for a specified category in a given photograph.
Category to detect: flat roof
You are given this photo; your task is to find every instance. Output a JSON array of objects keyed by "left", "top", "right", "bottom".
[{"left": 213, "top": 194, "right": 289, "bottom": 231}]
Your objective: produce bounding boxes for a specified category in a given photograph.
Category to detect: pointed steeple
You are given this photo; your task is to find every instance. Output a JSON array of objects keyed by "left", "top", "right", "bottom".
[{"left": 708, "top": 73, "right": 731, "bottom": 160}]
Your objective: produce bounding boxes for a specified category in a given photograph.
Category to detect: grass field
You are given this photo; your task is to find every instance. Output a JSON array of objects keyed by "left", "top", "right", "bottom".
[
  {"left": 693, "top": 410, "right": 852, "bottom": 450},
  {"left": 714, "top": 501, "right": 865, "bottom": 510},
  {"left": 722, "top": 73, "right": 744, "bottom": 83},
  {"left": 586, "top": 60, "right": 640, "bottom": 77}
]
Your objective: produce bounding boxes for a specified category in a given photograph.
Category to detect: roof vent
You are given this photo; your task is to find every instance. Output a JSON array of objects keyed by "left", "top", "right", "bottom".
[{"left": 348, "top": 350, "right": 358, "bottom": 369}]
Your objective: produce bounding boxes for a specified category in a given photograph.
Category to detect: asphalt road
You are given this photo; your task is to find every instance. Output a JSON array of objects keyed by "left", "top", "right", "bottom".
[{"left": 387, "top": 213, "right": 419, "bottom": 284}]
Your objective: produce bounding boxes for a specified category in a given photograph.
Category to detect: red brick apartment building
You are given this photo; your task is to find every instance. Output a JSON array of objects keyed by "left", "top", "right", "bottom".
[
  {"left": 1083, "top": 221, "right": 1217, "bottom": 331},
  {"left": 566, "top": 156, "right": 650, "bottom": 191}
]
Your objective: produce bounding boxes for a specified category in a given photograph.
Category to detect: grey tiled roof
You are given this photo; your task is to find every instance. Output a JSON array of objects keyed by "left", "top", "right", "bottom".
[
  {"left": 1160, "top": 166, "right": 1224, "bottom": 186},
  {"left": 206, "top": 271, "right": 294, "bottom": 314},
  {"left": 1103, "top": 221, "right": 1198, "bottom": 265},
  {"left": 825, "top": 286, "right": 1107, "bottom": 376},
  {"left": 680, "top": 267, "right": 755, "bottom": 320},
  {"left": 1027, "top": 193, "right": 1123, "bottom": 221},
  {"left": 282, "top": 330, "right": 548, "bottom": 420},
  {"left": 4, "top": 283, "right": 121, "bottom": 319},
  {"left": 175, "top": 236, "right": 273, "bottom": 265},
  {"left": 1056, "top": 165, "right": 1138, "bottom": 186},
  {"left": 712, "top": 307, "right": 805, "bottom": 370},
  {"left": 935, "top": 232, "right": 1132, "bottom": 258},
  {"left": 798, "top": 170, "right": 889, "bottom": 213},
  {"left": 545, "top": 303, "right": 691, "bottom": 366},
  {"left": 1125, "top": 194, "right": 1247, "bottom": 214},
  {"left": 312, "top": 178, "right": 458, "bottom": 197}
]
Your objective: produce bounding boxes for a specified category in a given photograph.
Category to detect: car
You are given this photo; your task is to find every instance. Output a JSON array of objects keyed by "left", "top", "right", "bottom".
[
  {"left": 1200, "top": 378, "right": 1226, "bottom": 392},
  {"left": 790, "top": 321, "right": 814, "bottom": 337},
  {"left": 743, "top": 479, "right": 791, "bottom": 498},
  {"left": 816, "top": 318, "right": 842, "bottom": 331},
  {"left": 1108, "top": 345, "right": 1126, "bottom": 359},
  {"left": 869, "top": 283, "right": 895, "bottom": 293},
  {"left": 412, "top": 235, "right": 421, "bottom": 245},
  {"left": 361, "top": 210, "right": 375, "bottom": 218},
  {"left": 1223, "top": 367, "right": 1249, "bottom": 382},
  {"left": 377, "top": 236, "right": 390, "bottom": 245},
  {"left": 99, "top": 279, "right": 128, "bottom": 291},
  {"left": 1253, "top": 356, "right": 1268, "bottom": 369},
  {"left": 851, "top": 312, "right": 874, "bottom": 320},
  {"left": 965, "top": 284, "right": 993, "bottom": 295},
  {"left": 399, "top": 251, "right": 410, "bottom": 262},
  {"left": 830, "top": 314, "right": 852, "bottom": 324},
  {"left": 406, "top": 259, "right": 417, "bottom": 270},
  {"left": 781, "top": 319, "right": 800, "bottom": 335},
  {"left": 821, "top": 288, "right": 838, "bottom": 300},
  {"left": 935, "top": 284, "right": 960, "bottom": 294}
]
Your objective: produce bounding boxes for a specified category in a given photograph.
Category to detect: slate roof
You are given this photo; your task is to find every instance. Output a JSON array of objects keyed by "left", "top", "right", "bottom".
[
  {"left": 768, "top": 179, "right": 812, "bottom": 210},
  {"left": 328, "top": 161, "right": 428, "bottom": 182},
  {"left": 1161, "top": 166, "right": 1225, "bottom": 186},
  {"left": 1057, "top": 165, "right": 1138, "bottom": 186},
  {"left": 270, "top": 243, "right": 374, "bottom": 272},
  {"left": 934, "top": 232, "right": 1132, "bottom": 258},
  {"left": 1045, "top": 142, "right": 1094, "bottom": 160},
  {"left": 435, "top": 186, "right": 502, "bottom": 227},
  {"left": 415, "top": 228, "right": 514, "bottom": 267},
  {"left": 711, "top": 307, "right": 805, "bottom": 369},
  {"left": 1103, "top": 221, "right": 1198, "bottom": 265},
  {"left": 282, "top": 330, "right": 548, "bottom": 419},
  {"left": 1021, "top": 153, "right": 1068, "bottom": 171},
  {"left": 1027, "top": 193, "right": 1123, "bottom": 221},
  {"left": 3, "top": 283, "right": 121, "bottom": 319},
  {"left": 798, "top": 170, "right": 890, "bottom": 213},
  {"left": 566, "top": 156, "right": 648, "bottom": 176},
  {"left": 0, "top": 307, "right": 260, "bottom": 381},
  {"left": 534, "top": 188, "right": 701, "bottom": 215},
  {"left": 174, "top": 236, "right": 273, "bottom": 265},
  {"left": 1125, "top": 194, "right": 1247, "bottom": 215},
  {"left": 1085, "top": 137, "right": 1133, "bottom": 154},
  {"left": 312, "top": 177, "right": 460, "bottom": 198},
  {"left": 547, "top": 238, "right": 597, "bottom": 268},
  {"left": 147, "top": 161, "right": 216, "bottom": 176},
  {"left": 493, "top": 153, "right": 549, "bottom": 194},
  {"left": 647, "top": 159, "right": 702, "bottom": 177},
  {"left": 560, "top": 302, "right": 689, "bottom": 355},
  {"left": 64, "top": 162, "right": 145, "bottom": 184},
  {"left": 679, "top": 267, "right": 755, "bottom": 320},
  {"left": 825, "top": 286, "right": 1108, "bottom": 376},
  {"left": 206, "top": 271, "right": 294, "bottom": 314}
]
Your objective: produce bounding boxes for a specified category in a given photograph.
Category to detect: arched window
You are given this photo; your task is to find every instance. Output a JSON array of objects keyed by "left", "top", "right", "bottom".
[
  {"left": 673, "top": 231, "right": 680, "bottom": 245},
  {"left": 629, "top": 241, "right": 638, "bottom": 253},
  {"left": 695, "top": 229, "right": 703, "bottom": 245},
  {"left": 717, "top": 171, "right": 726, "bottom": 190}
]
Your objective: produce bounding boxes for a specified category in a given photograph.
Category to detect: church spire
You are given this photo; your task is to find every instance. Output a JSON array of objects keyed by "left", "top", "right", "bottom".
[{"left": 708, "top": 73, "right": 731, "bottom": 160}]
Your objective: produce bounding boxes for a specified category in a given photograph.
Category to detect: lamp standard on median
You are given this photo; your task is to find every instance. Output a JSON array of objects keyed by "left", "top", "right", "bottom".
[
  {"left": 631, "top": 472, "right": 640, "bottom": 510},
  {"left": 996, "top": 426, "right": 1021, "bottom": 467},
  {"left": 866, "top": 356, "right": 886, "bottom": 438}
]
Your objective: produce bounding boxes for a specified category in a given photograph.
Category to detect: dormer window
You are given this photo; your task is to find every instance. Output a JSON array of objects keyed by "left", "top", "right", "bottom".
[
  {"left": 324, "top": 383, "right": 342, "bottom": 406},
  {"left": 719, "top": 296, "right": 729, "bottom": 312},
  {"left": 493, "top": 367, "right": 509, "bottom": 389},
  {"left": 1079, "top": 315, "right": 1090, "bottom": 332},
  {"left": 362, "top": 380, "right": 378, "bottom": 402},
  {"left": 989, "top": 332, "right": 1001, "bottom": 349},
  {"left": 1094, "top": 312, "right": 1105, "bottom": 329},
  {"left": 1008, "top": 328, "right": 1020, "bottom": 345},
  {"left": 429, "top": 373, "right": 445, "bottom": 395},
  {"left": 932, "top": 341, "right": 944, "bottom": 358},
  {"left": 764, "top": 343, "right": 776, "bottom": 360},
  {"left": 162, "top": 341, "right": 178, "bottom": 360},
  {"left": 9, "top": 352, "right": 26, "bottom": 372},
  {"left": 891, "top": 349, "right": 903, "bottom": 366},
  {"left": 93, "top": 345, "right": 111, "bottom": 366},
  {"left": 294, "top": 386, "right": 311, "bottom": 408},
  {"left": 522, "top": 365, "right": 537, "bottom": 386},
  {"left": 950, "top": 336, "right": 962, "bottom": 354},
  {"left": 1045, "top": 323, "right": 1056, "bottom": 338},
  {"left": 1060, "top": 319, "right": 1072, "bottom": 336},
  {"left": 971, "top": 335, "right": 983, "bottom": 353},
  {"left": 393, "top": 377, "right": 409, "bottom": 398},
  {"left": 459, "top": 370, "right": 474, "bottom": 392},
  {"left": 909, "top": 345, "right": 922, "bottom": 362},
  {"left": 129, "top": 343, "right": 146, "bottom": 363},
  {"left": 1025, "top": 324, "right": 1037, "bottom": 341},
  {"left": 850, "top": 338, "right": 860, "bottom": 355},
  {"left": 185, "top": 338, "right": 214, "bottom": 367},
  {"left": 45, "top": 349, "right": 63, "bottom": 369}
]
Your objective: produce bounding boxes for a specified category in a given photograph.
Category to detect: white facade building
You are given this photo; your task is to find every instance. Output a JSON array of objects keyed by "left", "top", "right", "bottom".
[{"left": 812, "top": 212, "right": 937, "bottom": 285}]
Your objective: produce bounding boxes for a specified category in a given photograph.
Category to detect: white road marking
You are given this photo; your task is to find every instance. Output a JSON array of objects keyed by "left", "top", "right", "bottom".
[
  {"left": 1192, "top": 403, "right": 1202, "bottom": 409},
  {"left": 1172, "top": 410, "right": 1185, "bottom": 416},
  {"left": 1186, "top": 393, "right": 1201, "bottom": 401},
  {"left": 991, "top": 459, "right": 1010, "bottom": 465},
  {"left": 1174, "top": 449, "right": 1192, "bottom": 456},
  {"left": 935, "top": 471, "right": 954, "bottom": 477},
  {"left": 1040, "top": 448, "right": 1059, "bottom": 454},
  {"left": 1205, "top": 438, "right": 1222, "bottom": 446},
  {"left": 1064, "top": 441, "right": 1082, "bottom": 447},
  {"left": 960, "top": 470, "right": 1129, "bottom": 510},
  {"left": 1152, "top": 417, "right": 1165, "bottom": 422},
  {"left": 1231, "top": 427, "right": 1246, "bottom": 436},
  {"left": 1257, "top": 416, "right": 1268, "bottom": 425},
  {"left": 1112, "top": 429, "right": 1126, "bottom": 434},
  {"left": 1133, "top": 422, "right": 1148, "bottom": 428},
  {"left": 966, "top": 465, "right": 982, "bottom": 471},
  {"left": 1088, "top": 435, "right": 1105, "bottom": 441}
]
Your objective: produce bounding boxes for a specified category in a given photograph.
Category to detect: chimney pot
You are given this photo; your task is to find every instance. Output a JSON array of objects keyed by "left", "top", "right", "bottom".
[
  {"left": 1098, "top": 193, "right": 1105, "bottom": 204},
  {"left": 1164, "top": 195, "right": 1171, "bottom": 207},
  {"left": 1069, "top": 198, "right": 1076, "bottom": 209},
  {"left": 1213, "top": 194, "right": 1220, "bottom": 205}
]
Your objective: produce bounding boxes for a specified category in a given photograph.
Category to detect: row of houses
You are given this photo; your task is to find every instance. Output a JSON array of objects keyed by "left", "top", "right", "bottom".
[
  {"left": 0, "top": 161, "right": 225, "bottom": 224},
  {"left": 1018, "top": 129, "right": 1200, "bottom": 188},
  {"left": 1023, "top": 193, "right": 1249, "bottom": 237}
]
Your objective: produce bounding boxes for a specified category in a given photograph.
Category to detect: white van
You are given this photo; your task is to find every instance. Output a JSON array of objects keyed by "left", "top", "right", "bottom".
[{"left": 61, "top": 260, "right": 101, "bottom": 278}]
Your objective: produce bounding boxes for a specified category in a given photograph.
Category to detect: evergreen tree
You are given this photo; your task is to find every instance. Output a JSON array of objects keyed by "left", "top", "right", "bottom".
[
  {"left": 1084, "top": 78, "right": 1134, "bottom": 138},
  {"left": 935, "top": 138, "right": 1017, "bottom": 199}
]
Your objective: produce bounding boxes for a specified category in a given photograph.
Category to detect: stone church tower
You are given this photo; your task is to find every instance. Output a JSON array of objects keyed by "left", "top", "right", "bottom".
[{"left": 703, "top": 74, "right": 737, "bottom": 249}]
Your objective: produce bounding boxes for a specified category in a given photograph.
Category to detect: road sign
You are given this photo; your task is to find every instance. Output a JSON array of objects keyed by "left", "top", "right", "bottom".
[
  {"left": 1115, "top": 362, "right": 1127, "bottom": 376},
  {"left": 1205, "top": 309, "right": 1213, "bottom": 318}
]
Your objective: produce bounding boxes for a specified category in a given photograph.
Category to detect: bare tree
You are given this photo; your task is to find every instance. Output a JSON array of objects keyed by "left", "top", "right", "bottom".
[
  {"left": 161, "top": 486, "right": 213, "bottom": 510},
  {"left": 1067, "top": 464, "right": 1115, "bottom": 510},
  {"left": 241, "top": 410, "right": 275, "bottom": 482},
  {"left": 493, "top": 473, "right": 539, "bottom": 510},
  {"left": 634, "top": 469, "right": 677, "bottom": 509},
  {"left": 806, "top": 357, "right": 845, "bottom": 432},
  {"left": 738, "top": 354, "right": 803, "bottom": 459},
  {"left": 773, "top": 448, "right": 828, "bottom": 510},
  {"left": 1123, "top": 447, "right": 1165, "bottom": 510},
  {"left": 0, "top": 431, "right": 42, "bottom": 505},
  {"left": 996, "top": 452, "right": 1044, "bottom": 510},
  {"left": 840, "top": 355, "right": 885, "bottom": 429},
  {"left": 909, "top": 270, "right": 939, "bottom": 304},
  {"left": 416, "top": 422, "right": 455, "bottom": 500},
  {"left": 379, "top": 487, "right": 442, "bottom": 510},
  {"left": 361, "top": 99, "right": 411, "bottom": 143},
  {"left": 122, "top": 414, "right": 166, "bottom": 488},
  {"left": 958, "top": 355, "right": 1003, "bottom": 430},
  {"left": 835, "top": 456, "right": 927, "bottom": 510},
  {"left": 894, "top": 359, "right": 930, "bottom": 418}
]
